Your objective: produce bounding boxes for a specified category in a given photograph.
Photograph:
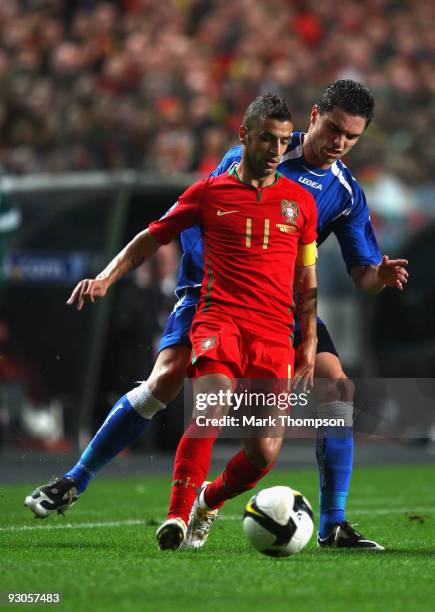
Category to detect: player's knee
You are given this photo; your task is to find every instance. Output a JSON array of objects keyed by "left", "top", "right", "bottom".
[
  {"left": 147, "top": 354, "right": 189, "bottom": 403},
  {"left": 148, "top": 365, "right": 183, "bottom": 401},
  {"left": 313, "top": 363, "right": 354, "bottom": 426},
  {"left": 338, "top": 377, "right": 355, "bottom": 402},
  {"left": 316, "top": 375, "right": 353, "bottom": 403},
  {"left": 315, "top": 353, "right": 354, "bottom": 403}
]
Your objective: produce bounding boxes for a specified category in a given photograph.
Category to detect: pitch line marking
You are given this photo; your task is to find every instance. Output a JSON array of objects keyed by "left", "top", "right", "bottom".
[
  {"left": 0, "top": 519, "right": 145, "bottom": 532},
  {"left": 1, "top": 507, "right": 433, "bottom": 532}
]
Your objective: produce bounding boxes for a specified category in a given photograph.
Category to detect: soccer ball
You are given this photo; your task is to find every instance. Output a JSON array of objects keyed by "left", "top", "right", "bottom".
[{"left": 243, "top": 486, "right": 314, "bottom": 557}]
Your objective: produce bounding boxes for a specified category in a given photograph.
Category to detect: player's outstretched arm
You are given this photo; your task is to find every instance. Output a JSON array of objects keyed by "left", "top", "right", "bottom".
[
  {"left": 67, "top": 229, "right": 160, "bottom": 311},
  {"left": 351, "top": 255, "right": 409, "bottom": 295},
  {"left": 293, "top": 262, "right": 318, "bottom": 392}
]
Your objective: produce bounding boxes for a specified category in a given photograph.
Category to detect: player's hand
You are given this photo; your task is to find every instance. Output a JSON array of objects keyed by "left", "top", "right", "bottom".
[
  {"left": 66, "top": 278, "right": 109, "bottom": 311},
  {"left": 378, "top": 255, "right": 409, "bottom": 290},
  {"left": 292, "top": 337, "right": 317, "bottom": 393}
]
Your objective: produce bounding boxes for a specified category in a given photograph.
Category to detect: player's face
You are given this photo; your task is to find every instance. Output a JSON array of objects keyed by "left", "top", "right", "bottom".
[
  {"left": 307, "top": 105, "right": 367, "bottom": 168},
  {"left": 241, "top": 118, "right": 293, "bottom": 178}
]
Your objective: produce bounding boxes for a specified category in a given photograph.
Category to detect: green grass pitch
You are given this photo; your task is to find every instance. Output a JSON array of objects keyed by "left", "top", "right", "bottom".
[{"left": 1, "top": 464, "right": 434, "bottom": 611}]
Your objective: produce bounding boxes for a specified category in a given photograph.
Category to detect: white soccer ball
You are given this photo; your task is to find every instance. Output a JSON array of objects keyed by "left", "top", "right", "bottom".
[{"left": 243, "top": 485, "right": 314, "bottom": 557}]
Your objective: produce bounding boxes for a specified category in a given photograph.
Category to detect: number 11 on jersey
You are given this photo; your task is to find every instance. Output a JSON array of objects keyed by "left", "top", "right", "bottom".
[{"left": 245, "top": 218, "right": 270, "bottom": 249}]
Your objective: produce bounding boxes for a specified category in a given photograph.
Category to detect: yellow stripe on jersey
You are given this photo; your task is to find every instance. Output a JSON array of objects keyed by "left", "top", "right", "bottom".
[
  {"left": 246, "top": 218, "right": 252, "bottom": 248},
  {"left": 296, "top": 241, "right": 317, "bottom": 266},
  {"left": 263, "top": 218, "right": 270, "bottom": 249}
]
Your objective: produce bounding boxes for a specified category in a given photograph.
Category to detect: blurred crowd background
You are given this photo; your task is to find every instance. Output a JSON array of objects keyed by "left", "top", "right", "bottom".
[
  {"left": 0, "top": 0, "right": 433, "bottom": 183},
  {"left": 0, "top": 0, "right": 434, "bottom": 453}
]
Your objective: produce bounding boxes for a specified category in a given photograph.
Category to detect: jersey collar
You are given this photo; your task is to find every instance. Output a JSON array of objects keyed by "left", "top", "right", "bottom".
[{"left": 229, "top": 163, "right": 283, "bottom": 186}]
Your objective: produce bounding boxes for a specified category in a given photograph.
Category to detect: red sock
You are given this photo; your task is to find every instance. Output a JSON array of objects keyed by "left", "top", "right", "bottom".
[
  {"left": 204, "top": 449, "right": 274, "bottom": 509},
  {"left": 167, "top": 421, "right": 219, "bottom": 524}
]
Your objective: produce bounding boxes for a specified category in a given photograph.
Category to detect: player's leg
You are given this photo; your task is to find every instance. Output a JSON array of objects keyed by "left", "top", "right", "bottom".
[
  {"left": 202, "top": 436, "right": 282, "bottom": 509},
  {"left": 313, "top": 349, "right": 354, "bottom": 538},
  {"left": 184, "top": 436, "right": 284, "bottom": 550},
  {"left": 157, "top": 317, "right": 244, "bottom": 549},
  {"left": 313, "top": 326, "right": 384, "bottom": 549},
  {"left": 25, "top": 292, "right": 197, "bottom": 518},
  {"left": 64, "top": 345, "right": 190, "bottom": 490},
  {"left": 157, "top": 368, "right": 234, "bottom": 550},
  {"left": 185, "top": 334, "right": 291, "bottom": 548}
]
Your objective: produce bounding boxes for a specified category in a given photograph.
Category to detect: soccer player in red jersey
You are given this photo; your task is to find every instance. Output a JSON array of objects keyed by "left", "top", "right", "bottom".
[
  {"left": 39, "top": 94, "right": 317, "bottom": 550},
  {"left": 146, "top": 94, "right": 318, "bottom": 549}
]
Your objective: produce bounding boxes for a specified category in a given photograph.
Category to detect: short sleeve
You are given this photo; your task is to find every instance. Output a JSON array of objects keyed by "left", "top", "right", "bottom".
[
  {"left": 333, "top": 182, "right": 382, "bottom": 271},
  {"left": 149, "top": 180, "right": 204, "bottom": 245}
]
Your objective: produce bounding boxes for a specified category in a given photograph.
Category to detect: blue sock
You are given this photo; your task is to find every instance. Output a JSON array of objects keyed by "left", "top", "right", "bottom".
[
  {"left": 65, "top": 394, "right": 151, "bottom": 493},
  {"left": 316, "top": 427, "right": 353, "bottom": 538}
]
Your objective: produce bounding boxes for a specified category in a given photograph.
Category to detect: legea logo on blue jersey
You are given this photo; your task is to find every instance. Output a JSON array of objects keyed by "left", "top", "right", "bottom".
[{"left": 298, "top": 177, "right": 323, "bottom": 190}]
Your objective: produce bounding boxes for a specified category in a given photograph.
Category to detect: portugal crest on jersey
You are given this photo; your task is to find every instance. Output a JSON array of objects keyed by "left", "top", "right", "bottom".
[{"left": 281, "top": 200, "right": 299, "bottom": 225}]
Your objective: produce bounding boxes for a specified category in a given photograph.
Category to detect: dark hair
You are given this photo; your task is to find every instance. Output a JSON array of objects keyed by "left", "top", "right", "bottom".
[
  {"left": 243, "top": 93, "right": 292, "bottom": 130},
  {"left": 317, "top": 79, "right": 375, "bottom": 126}
]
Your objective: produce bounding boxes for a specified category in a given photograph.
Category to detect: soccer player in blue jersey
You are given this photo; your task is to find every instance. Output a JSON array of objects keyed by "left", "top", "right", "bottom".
[{"left": 25, "top": 80, "right": 407, "bottom": 550}]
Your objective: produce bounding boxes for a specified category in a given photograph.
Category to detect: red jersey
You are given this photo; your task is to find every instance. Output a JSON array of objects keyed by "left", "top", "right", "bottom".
[{"left": 149, "top": 167, "right": 317, "bottom": 336}]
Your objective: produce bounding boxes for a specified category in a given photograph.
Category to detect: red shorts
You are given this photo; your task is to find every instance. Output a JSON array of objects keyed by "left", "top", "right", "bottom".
[{"left": 189, "top": 314, "right": 294, "bottom": 381}]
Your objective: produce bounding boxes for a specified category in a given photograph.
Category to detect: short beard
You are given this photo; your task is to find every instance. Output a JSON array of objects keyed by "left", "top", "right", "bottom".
[{"left": 244, "top": 149, "right": 268, "bottom": 178}]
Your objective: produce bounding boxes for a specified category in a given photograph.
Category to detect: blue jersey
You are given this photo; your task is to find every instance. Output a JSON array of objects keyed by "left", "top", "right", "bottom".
[{"left": 173, "top": 131, "right": 381, "bottom": 296}]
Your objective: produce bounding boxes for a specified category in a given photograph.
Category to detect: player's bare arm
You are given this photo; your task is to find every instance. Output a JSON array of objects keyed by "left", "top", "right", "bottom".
[
  {"left": 67, "top": 229, "right": 161, "bottom": 311},
  {"left": 350, "top": 254, "right": 409, "bottom": 295},
  {"left": 292, "top": 261, "right": 317, "bottom": 391}
]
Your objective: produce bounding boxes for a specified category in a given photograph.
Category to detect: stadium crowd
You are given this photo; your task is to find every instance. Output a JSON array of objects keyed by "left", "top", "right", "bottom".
[{"left": 0, "top": 0, "right": 433, "bottom": 184}]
